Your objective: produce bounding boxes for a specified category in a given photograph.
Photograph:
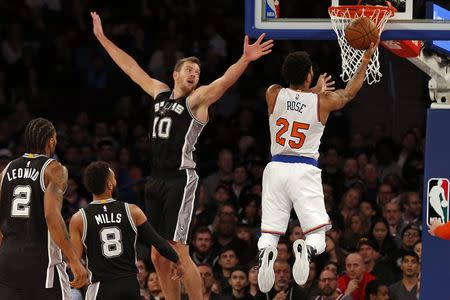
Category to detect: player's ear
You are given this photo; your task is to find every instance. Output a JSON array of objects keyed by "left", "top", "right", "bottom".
[{"left": 173, "top": 70, "right": 178, "bottom": 81}]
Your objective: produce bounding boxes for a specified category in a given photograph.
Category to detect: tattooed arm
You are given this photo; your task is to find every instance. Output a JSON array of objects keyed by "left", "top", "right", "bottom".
[
  {"left": 44, "top": 161, "right": 87, "bottom": 288},
  {"left": 319, "top": 40, "right": 379, "bottom": 119}
]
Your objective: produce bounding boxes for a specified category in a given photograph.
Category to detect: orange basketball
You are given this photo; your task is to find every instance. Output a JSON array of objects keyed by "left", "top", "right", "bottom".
[{"left": 344, "top": 17, "right": 379, "bottom": 50}]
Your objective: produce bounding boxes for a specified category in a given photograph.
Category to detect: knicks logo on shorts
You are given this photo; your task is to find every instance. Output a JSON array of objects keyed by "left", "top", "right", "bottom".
[{"left": 427, "top": 178, "right": 450, "bottom": 226}]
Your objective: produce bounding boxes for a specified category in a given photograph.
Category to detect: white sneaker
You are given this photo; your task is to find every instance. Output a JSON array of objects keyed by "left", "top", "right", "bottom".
[
  {"left": 292, "top": 239, "right": 313, "bottom": 285},
  {"left": 257, "top": 246, "right": 278, "bottom": 293}
]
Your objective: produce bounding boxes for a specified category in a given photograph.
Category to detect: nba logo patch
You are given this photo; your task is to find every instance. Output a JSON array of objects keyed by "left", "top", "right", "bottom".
[{"left": 427, "top": 178, "right": 450, "bottom": 226}]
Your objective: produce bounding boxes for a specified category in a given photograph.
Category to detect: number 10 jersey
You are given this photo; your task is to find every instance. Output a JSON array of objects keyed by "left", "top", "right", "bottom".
[
  {"left": 269, "top": 89, "right": 324, "bottom": 160},
  {"left": 150, "top": 90, "right": 206, "bottom": 175},
  {"left": 80, "top": 199, "right": 138, "bottom": 283}
]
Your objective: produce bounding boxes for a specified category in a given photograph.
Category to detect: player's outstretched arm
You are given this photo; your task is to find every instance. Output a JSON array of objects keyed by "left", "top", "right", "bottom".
[
  {"left": 44, "top": 162, "right": 87, "bottom": 288},
  {"left": 321, "top": 40, "right": 379, "bottom": 112},
  {"left": 190, "top": 33, "right": 273, "bottom": 108},
  {"left": 90, "top": 12, "right": 168, "bottom": 98}
]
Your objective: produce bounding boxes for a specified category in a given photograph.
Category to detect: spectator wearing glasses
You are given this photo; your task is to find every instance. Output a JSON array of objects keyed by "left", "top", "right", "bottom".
[{"left": 314, "top": 269, "right": 352, "bottom": 300}]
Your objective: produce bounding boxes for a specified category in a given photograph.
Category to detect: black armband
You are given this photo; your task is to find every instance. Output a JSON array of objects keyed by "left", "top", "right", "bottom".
[{"left": 137, "top": 222, "right": 179, "bottom": 263}]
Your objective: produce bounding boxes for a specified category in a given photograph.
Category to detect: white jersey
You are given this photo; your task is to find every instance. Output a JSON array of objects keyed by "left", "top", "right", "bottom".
[{"left": 269, "top": 88, "right": 325, "bottom": 160}]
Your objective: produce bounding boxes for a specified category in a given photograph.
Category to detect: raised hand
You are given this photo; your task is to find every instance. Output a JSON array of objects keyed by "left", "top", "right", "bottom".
[
  {"left": 363, "top": 38, "right": 380, "bottom": 61},
  {"left": 90, "top": 12, "right": 105, "bottom": 39},
  {"left": 428, "top": 219, "right": 443, "bottom": 236},
  {"left": 243, "top": 33, "right": 274, "bottom": 62},
  {"left": 312, "top": 73, "right": 335, "bottom": 94}
]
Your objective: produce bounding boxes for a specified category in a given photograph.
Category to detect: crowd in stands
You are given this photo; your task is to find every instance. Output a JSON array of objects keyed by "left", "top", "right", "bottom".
[{"left": 0, "top": 1, "right": 425, "bottom": 299}]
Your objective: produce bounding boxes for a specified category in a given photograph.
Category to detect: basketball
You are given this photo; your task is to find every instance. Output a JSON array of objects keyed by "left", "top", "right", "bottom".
[{"left": 344, "top": 17, "right": 379, "bottom": 50}]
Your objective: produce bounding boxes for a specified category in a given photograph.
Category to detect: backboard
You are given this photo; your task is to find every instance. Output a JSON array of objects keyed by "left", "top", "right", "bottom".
[{"left": 245, "top": 0, "right": 450, "bottom": 41}]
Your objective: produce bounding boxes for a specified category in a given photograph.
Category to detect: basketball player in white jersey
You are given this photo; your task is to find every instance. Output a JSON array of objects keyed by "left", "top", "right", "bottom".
[{"left": 257, "top": 41, "right": 378, "bottom": 292}]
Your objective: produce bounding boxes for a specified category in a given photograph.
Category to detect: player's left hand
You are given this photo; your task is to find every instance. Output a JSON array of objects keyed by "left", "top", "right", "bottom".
[
  {"left": 428, "top": 219, "right": 443, "bottom": 236},
  {"left": 243, "top": 33, "right": 274, "bottom": 61},
  {"left": 313, "top": 73, "right": 335, "bottom": 94},
  {"left": 170, "top": 260, "right": 184, "bottom": 280},
  {"left": 70, "top": 260, "right": 88, "bottom": 288}
]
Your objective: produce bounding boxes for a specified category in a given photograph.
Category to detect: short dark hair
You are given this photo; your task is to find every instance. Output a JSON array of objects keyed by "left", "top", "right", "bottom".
[
  {"left": 365, "top": 280, "right": 386, "bottom": 300},
  {"left": 174, "top": 56, "right": 201, "bottom": 72},
  {"left": 84, "top": 161, "right": 111, "bottom": 195},
  {"left": 230, "top": 265, "right": 249, "bottom": 277},
  {"left": 24, "top": 118, "right": 56, "bottom": 154},
  {"left": 401, "top": 250, "right": 420, "bottom": 263},
  {"left": 282, "top": 51, "right": 312, "bottom": 86}
]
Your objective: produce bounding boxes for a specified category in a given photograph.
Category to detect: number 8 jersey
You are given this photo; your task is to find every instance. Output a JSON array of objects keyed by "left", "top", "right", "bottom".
[
  {"left": 80, "top": 199, "right": 138, "bottom": 283},
  {"left": 269, "top": 89, "right": 324, "bottom": 160}
]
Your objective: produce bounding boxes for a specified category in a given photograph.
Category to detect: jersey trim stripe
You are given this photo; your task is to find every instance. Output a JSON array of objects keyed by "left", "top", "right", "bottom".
[
  {"left": 186, "top": 96, "right": 207, "bottom": 125},
  {"left": 303, "top": 221, "right": 332, "bottom": 235},
  {"left": 0, "top": 161, "right": 12, "bottom": 189},
  {"left": 86, "top": 282, "right": 100, "bottom": 300},
  {"left": 316, "top": 93, "right": 321, "bottom": 123},
  {"left": 124, "top": 203, "right": 137, "bottom": 233},
  {"left": 45, "top": 230, "right": 54, "bottom": 288},
  {"left": 56, "top": 262, "right": 71, "bottom": 300},
  {"left": 40, "top": 158, "right": 54, "bottom": 192},
  {"left": 173, "top": 169, "right": 198, "bottom": 244},
  {"left": 180, "top": 119, "right": 205, "bottom": 170},
  {"left": 80, "top": 209, "right": 93, "bottom": 283}
]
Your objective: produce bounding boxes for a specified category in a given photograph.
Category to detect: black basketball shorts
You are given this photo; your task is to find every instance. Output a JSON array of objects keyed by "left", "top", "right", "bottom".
[{"left": 145, "top": 169, "right": 199, "bottom": 244}]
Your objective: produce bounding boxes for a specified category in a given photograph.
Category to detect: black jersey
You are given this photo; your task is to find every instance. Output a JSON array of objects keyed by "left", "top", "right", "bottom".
[
  {"left": 0, "top": 154, "right": 65, "bottom": 289},
  {"left": 81, "top": 199, "right": 138, "bottom": 283},
  {"left": 150, "top": 90, "right": 206, "bottom": 175}
]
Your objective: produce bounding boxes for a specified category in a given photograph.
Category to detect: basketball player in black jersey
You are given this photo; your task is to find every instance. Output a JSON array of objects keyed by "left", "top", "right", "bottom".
[
  {"left": 90, "top": 11, "right": 273, "bottom": 300},
  {"left": 0, "top": 118, "right": 87, "bottom": 300},
  {"left": 69, "top": 161, "right": 183, "bottom": 300}
]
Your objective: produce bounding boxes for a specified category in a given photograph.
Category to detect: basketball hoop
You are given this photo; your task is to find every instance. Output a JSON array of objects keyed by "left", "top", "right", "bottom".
[{"left": 329, "top": 1, "right": 396, "bottom": 85}]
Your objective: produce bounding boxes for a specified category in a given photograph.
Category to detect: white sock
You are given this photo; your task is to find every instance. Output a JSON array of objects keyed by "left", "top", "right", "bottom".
[
  {"left": 305, "top": 231, "right": 326, "bottom": 255},
  {"left": 257, "top": 233, "right": 280, "bottom": 250}
]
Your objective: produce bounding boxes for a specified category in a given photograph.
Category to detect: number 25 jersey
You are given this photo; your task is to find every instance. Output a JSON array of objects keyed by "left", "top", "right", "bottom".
[
  {"left": 269, "top": 89, "right": 324, "bottom": 160},
  {"left": 80, "top": 200, "right": 138, "bottom": 283}
]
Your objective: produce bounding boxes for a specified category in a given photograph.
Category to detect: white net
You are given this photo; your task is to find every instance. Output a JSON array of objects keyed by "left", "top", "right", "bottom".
[{"left": 329, "top": 6, "right": 394, "bottom": 85}]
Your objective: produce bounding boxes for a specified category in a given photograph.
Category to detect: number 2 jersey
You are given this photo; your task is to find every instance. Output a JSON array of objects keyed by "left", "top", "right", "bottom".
[
  {"left": 0, "top": 154, "right": 67, "bottom": 289},
  {"left": 150, "top": 90, "right": 206, "bottom": 175},
  {"left": 269, "top": 89, "right": 325, "bottom": 160},
  {"left": 80, "top": 199, "right": 138, "bottom": 283}
]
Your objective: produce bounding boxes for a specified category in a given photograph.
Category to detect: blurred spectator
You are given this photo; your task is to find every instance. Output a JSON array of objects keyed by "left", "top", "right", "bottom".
[
  {"left": 383, "top": 201, "right": 406, "bottom": 246},
  {"left": 338, "top": 253, "right": 375, "bottom": 300},
  {"left": 227, "top": 266, "right": 252, "bottom": 299},
  {"left": 191, "top": 226, "right": 219, "bottom": 267},
  {"left": 137, "top": 259, "right": 150, "bottom": 296},
  {"left": 255, "top": 260, "right": 307, "bottom": 300},
  {"left": 199, "top": 263, "right": 224, "bottom": 300},
  {"left": 376, "top": 183, "right": 396, "bottom": 208},
  {"left": 401, "top": 191, "right": 422, "bottom": 228},
  {"left": 314, "top": 269, "right": 352, "bottom": 300},
  {"left": 62, "top": 177, "right": 87, "bottom": 221},
  {"left": 363, "top": 163, "right": 379, "bottom": 202},
  {"left": 276, "top": 239, "right": 292, "bottom": 264},
  {"left": 367, "top": 218, "right": 399, "bottom": 266},
  {"left": 365, "top": 280, "right": 390, "bottom": 300},
  {"left": 146, "top": 270, "right": 165, "bottom": 300},
  {"left": 205, "top": 149, "right": 234, "bottom": 203},
  {"left": 388, "top": 252, "right": 420, "bottom": 300},
  {"left": 215, "top": 247, "right": 239, "bottom": 295},
  {"left": 247, "top": 266, "right": 259, "bottom": 298},
  {"left": 357, "top": 238, "right": 395, "bottom": 285}
]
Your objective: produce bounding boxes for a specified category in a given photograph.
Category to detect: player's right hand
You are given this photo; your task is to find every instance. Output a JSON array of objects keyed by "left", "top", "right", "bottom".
[
  {"left": 170, "top": 260, "right": 184, "bottom": 280},
  {"left": 90, "top": 12, "right": 104, "bottom": 38},
  {"left": 363, "top": 38, "right": 380, "bottom": 60},
  {"left": 70, "top": 260, "right": 88, "bottom": 289}
]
